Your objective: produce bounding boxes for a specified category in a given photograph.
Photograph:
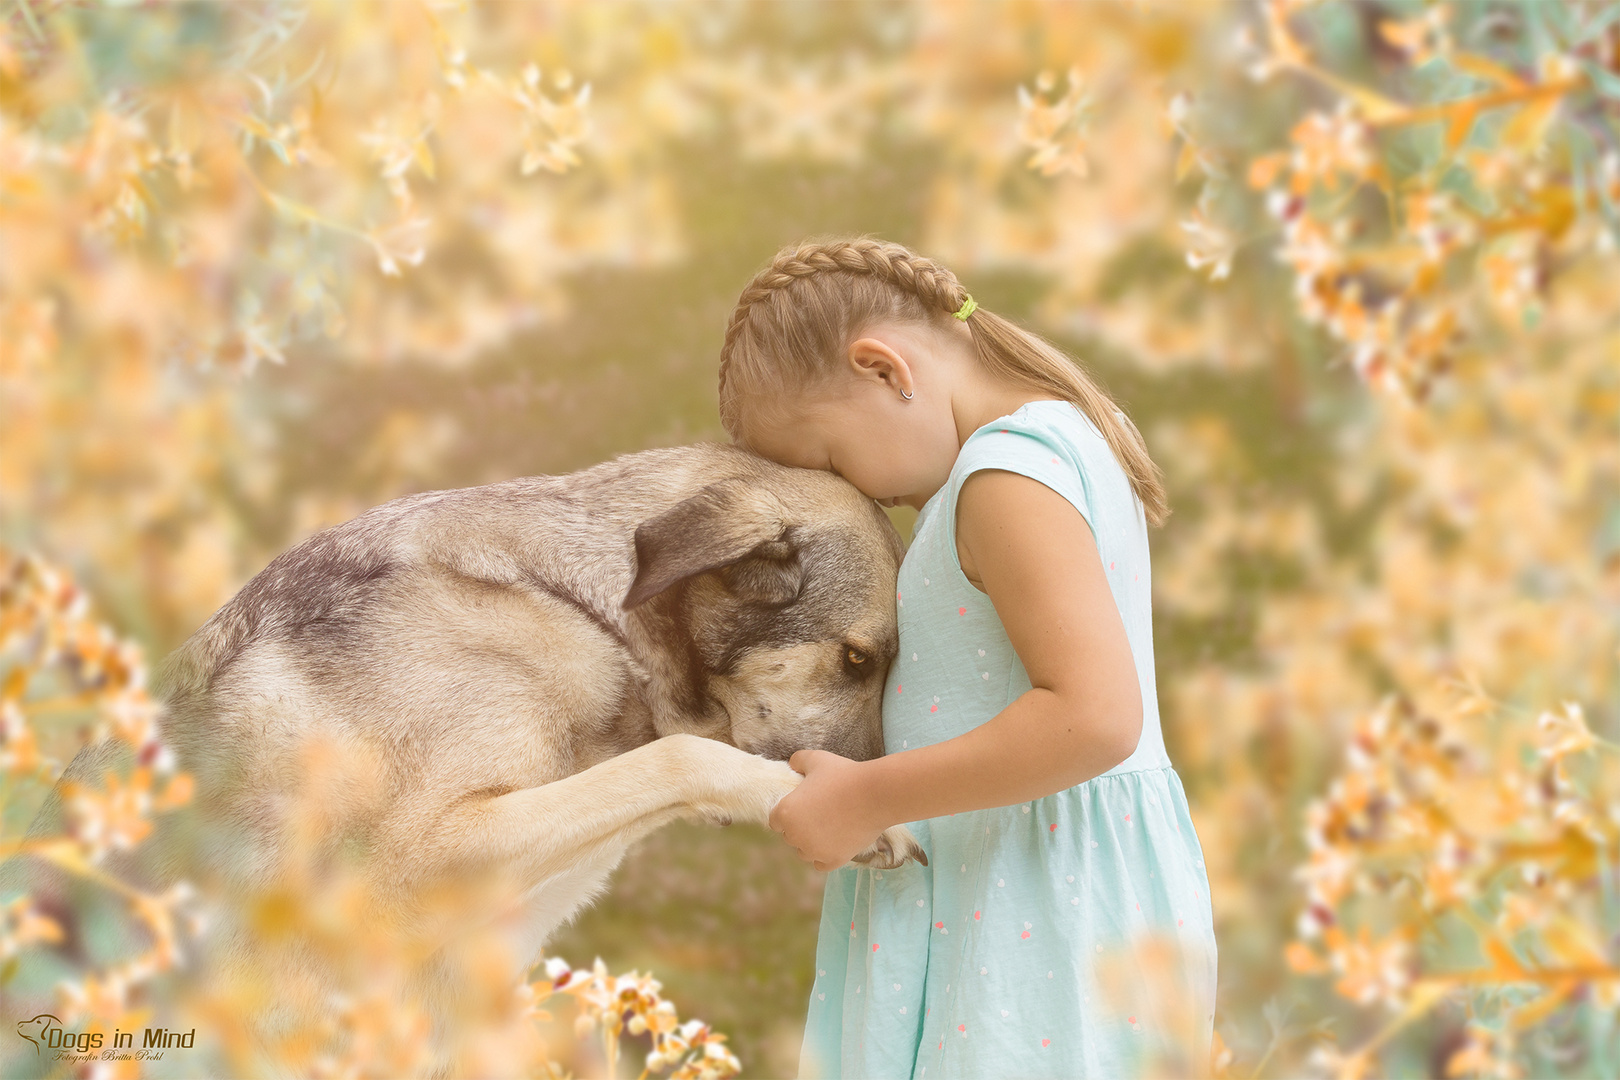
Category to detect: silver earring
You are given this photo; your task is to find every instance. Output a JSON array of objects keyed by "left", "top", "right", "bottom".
[{"left": 900, "top": 388, "right": 914, "bottom": 400}]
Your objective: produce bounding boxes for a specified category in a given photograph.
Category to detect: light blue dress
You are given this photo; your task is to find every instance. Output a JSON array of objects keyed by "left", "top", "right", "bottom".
[{"left": 798, "top": 400, "right": 1217, "bottom": 1079}]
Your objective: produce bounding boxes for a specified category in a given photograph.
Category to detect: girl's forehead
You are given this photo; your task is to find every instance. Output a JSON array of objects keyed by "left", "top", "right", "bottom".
[
  {"left": 749, "top": 432, "right": 820, "bottom": 472},
  {"left": 734, "top": 396, "right": 790, "bottom": 438},
  {"left": 741, "top": 379, "right": 838, "bottom": 430},
  {"left": 739, "top": 400, "right": 833, "bottom": 468}
]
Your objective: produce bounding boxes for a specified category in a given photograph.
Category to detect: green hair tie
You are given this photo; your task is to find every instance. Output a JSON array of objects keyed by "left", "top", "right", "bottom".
[{"left": 953, "top": 294, "right": 977, "bottom": 320}]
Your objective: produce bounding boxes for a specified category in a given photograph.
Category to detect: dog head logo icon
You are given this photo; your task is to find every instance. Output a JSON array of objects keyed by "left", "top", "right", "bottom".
[{"left": 16, "top": 1014, "right": 60, "bottom": 1054}]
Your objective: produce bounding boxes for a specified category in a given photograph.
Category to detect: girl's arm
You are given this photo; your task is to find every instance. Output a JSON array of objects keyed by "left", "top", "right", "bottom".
[{"left": 767, "top": 468, "right": 1145, "bottom": 871}]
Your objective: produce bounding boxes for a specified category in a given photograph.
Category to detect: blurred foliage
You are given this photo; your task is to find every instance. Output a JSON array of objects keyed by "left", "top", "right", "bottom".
[{"left": 2, "top": 0, "right": 1618, "bottom": 1076}]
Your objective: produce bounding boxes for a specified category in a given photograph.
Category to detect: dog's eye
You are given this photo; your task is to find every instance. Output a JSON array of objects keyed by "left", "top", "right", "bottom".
[{"left": 846, "top": 646, "right": 868, "bottom": 666}]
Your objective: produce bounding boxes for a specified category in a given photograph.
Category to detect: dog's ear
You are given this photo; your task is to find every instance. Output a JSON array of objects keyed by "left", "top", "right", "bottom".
[
  {"left": 718, "top": 538, "right": 802, "bottom": 607},
  {"left": 622, "top": 479, "right": 794, "bottom": 610}
]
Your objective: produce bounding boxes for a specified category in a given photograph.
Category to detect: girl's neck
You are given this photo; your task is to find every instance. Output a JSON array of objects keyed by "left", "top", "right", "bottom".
[
  {"left": 949, "top": 376, "right": 1066, "bottom": 449},
  {"left": 916, "top": 321, "right": 1057, "bottom": 445}
]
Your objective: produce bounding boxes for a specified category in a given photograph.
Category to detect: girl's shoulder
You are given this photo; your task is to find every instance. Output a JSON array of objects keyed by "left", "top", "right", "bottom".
[
  {"left": 944, "top": 399, "right": 1109, "bottom": 533},
  {"left": 959, "top": 399, "right": 1110, "bottom": 460}
]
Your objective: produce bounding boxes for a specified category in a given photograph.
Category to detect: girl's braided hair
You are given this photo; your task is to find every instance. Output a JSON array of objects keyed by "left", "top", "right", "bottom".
[{"left": 717, "top": 234, "right": 1168, "bottom": 526}]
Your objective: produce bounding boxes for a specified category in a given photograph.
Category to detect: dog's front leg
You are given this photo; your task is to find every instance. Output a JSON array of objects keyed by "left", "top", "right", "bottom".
[
  {"left": 417, "top": 734, "right": 923, "bottom": 899},
  {"left": 419, "top": 734, "right": 793, "bottom": 895}
]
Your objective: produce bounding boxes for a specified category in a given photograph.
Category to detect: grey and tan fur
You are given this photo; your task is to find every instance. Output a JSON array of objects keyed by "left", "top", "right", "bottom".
[{"left": 5, "top": 441, "right": 924, "bottom": 1074}]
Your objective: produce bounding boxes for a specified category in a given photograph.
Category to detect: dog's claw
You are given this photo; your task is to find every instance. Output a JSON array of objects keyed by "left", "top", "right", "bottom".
[{"left": 850, "top": 824, "right": 926, "bottom": 870}]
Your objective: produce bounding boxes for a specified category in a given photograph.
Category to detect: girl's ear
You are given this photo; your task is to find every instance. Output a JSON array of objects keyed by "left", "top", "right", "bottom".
[{"left": 846, "top": 337, "right": 912, "bottom": 395}]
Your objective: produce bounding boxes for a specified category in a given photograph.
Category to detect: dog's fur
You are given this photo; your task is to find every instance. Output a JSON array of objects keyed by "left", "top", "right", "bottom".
[{"left": 5, "top": 442, "right": 925, "bottom": 1074}]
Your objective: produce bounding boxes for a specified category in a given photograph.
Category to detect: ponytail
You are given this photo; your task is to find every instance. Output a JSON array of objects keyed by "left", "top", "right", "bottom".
[{"left": 964, "top": 307, "right": 1169, "bottom": 526}]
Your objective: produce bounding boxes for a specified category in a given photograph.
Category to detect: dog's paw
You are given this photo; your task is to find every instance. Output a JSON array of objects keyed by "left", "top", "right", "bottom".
[
  {"left": 662, "top": 734, "right": 805, "bottom": 827},
  {"left": 850, "top": 824, "right": 928, "bottom": 870},
  {"left": 710, "top": 756, "right": 803, "bottom": 827}
]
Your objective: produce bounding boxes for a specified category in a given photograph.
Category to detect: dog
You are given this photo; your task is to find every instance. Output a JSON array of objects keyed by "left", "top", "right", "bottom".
[{"left": 5, "top": 441, "right": 926, "bottom": 1074}]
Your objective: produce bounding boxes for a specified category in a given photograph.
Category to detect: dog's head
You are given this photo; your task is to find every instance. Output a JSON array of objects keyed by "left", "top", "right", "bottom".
[{"left": 621, "top": 467, "right": 902, "bottom": 762}]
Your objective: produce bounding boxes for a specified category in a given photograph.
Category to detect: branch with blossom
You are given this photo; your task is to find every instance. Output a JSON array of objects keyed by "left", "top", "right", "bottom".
[
  {"left": 524, "top": 955, "right": 742, "bottom": 1080},
  {"left": 1286, "top": 686, "right": 1620, "bottom": 1079},
  {"left": 1172, "top": 0, "right": 1620, "bottom": 400},
  {"left": 0, "top": 546, "right": 202, "bottom": 1068}
]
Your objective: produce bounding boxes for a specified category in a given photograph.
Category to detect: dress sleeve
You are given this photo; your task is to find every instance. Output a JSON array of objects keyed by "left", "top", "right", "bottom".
[{"left": 942, "top": 412, "right": 1097, "bottom": 585}]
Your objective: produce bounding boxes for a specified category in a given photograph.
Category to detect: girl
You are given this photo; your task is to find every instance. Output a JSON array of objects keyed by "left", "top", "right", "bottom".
[{"left": 717, "top": 236, "right": 1217, "bottom": 1079}]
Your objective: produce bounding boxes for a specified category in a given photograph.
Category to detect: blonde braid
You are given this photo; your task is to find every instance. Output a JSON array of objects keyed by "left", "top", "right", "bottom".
[
  {"left": 717, "top": 234, "right": 1169, "bottom": 525},
  {"left": 718, "top": 237, "right": 971, "bottom": 409}
]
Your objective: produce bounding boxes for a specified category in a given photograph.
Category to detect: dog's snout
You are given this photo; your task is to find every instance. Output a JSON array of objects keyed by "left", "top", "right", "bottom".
[{"left": 836, "top": 709, "right": 887, "bottom": 763}]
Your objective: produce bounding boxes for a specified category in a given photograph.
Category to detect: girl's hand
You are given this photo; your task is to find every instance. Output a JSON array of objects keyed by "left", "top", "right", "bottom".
[{"left": 767, "top": 749, "right": 887, "bottom": 871}]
